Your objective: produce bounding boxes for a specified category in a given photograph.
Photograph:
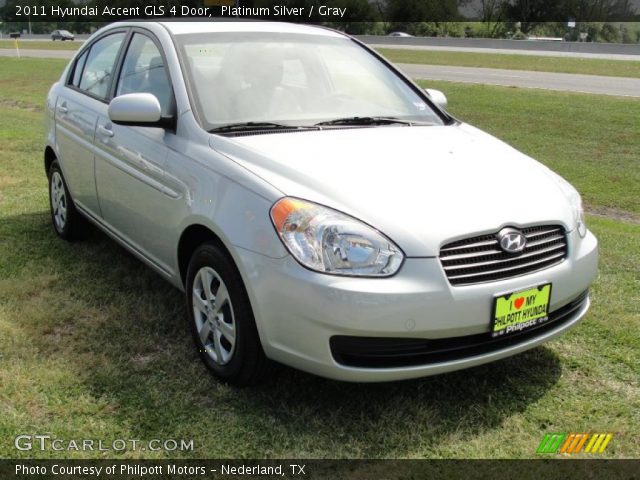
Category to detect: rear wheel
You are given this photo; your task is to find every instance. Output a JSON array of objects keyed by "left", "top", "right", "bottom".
[
  {"left": 48, "top": 160, "right": 87, "bottom": 241},
  {"left": 186, "top": 242, "right": 270, "bottom": 386}
]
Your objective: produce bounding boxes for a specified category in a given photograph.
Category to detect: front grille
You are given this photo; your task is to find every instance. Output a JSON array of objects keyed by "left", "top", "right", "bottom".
[
  {"left": 330, "top": 290, "right": 588, "bottom": 368},
  {"left": 439, "top": 225, "right": 568, "bottom": 286}
]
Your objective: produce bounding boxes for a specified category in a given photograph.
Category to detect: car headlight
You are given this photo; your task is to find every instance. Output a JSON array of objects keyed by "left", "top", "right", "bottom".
[
  {"left": 548, "top": 170, "right": 587, "bottom": 238},
  {"left": 576, "top": 202, "right": 587, "bottom": 238},
  {"left": 270, "top": 197, "right": 404, "bottom": 277}
]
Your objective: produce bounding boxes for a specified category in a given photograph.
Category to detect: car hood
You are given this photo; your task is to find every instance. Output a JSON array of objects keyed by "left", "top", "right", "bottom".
[{"left": 210, "top": 123, "right": 574, "bottom": 257}]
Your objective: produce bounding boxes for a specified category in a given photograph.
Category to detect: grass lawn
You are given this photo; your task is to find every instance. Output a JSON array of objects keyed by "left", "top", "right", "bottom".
[
  {"left": 0, "top": 39, "right": 81, "bottom": 51},
  {"left": 0, "top": 57, "right": 638, "bottom": 459},
  {"left": 378, "top": 48, "right": 640, "bottom": 79}
]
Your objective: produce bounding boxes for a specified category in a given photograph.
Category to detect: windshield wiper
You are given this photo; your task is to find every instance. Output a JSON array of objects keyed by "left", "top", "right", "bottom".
[
  {"left": 208, "top": 122, "right": 316, "bottom": 134},
  {"left": 314, "top": 116, "right": 428, "bottom": 127}
]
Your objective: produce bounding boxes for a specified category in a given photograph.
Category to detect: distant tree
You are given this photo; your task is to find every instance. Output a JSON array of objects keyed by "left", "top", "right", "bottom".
[
  {"left": 598, "top": 21, "right": 621, "bottom": 40},
  {"left": 504, "top": 0, "right": 564, "bottom": 32},
  {"left": 527, "top": 21, "right": 567, "bottom": 37},
  {"left": 319, "top": 0, "right": 382, "bottom": 26},
  {"left": 385, "top": 0, "right": 461, "bottom": 22},
  {"left": 477, "top": 0, "right": 510, "bottom": 36},
  {"left": 503, "top": 0, "right": 637, "bottom": 28},
  {"left": 563, "top": 0, "right": 636, "bottom": 21}
]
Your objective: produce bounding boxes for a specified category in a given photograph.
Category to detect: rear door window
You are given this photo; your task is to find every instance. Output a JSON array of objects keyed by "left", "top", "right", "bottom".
[
  {"left": 77, "top": 33, "right": 126, "bottom": 101},
  {"left": 69, "top": 49, "right": 89, "bottom": 88}
]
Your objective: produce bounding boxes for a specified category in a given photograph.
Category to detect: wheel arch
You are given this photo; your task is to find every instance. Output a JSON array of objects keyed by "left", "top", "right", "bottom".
[
  {"left": 44, "top": 146, "right": 57, "bottom": 175},
  {"left": 177, "top": 223, "right": 235, "bottom": 288},
  {"left": 177, "top": 223, "right": 271, "bottom": 350}
]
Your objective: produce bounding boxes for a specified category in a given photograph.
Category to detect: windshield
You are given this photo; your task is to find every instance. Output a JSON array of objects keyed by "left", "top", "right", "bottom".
[{"left": 176, "top": 32, "right": 445, "bottom": 130}]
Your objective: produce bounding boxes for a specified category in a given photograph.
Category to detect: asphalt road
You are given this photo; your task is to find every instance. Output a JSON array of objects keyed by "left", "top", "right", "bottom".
[
  {"left": 370, "top": 43, "right": 640, "bottom": 61},
  {"left": 359, "top": 35, "right": 640, "bottom": 58},
  {"left": 398, "top": 63, "right": 640, "bottom": 98},
  {"left": 2, "top": 48, "right": 639, "bottom": 98}
]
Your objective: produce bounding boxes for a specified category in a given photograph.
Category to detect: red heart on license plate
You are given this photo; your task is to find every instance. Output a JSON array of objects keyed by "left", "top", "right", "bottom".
[{"left": 514, "top": 297, "right": 525, "bottom": 309}]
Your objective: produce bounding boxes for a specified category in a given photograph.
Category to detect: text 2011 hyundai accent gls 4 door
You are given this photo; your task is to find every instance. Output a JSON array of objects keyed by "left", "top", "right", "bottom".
[{"left": 44, "top": 21, "right": 598, "bottom": 385}]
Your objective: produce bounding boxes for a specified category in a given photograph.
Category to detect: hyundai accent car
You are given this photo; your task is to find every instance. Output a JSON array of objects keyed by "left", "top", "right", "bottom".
[
  {"left": 51, "top": 30, "right": 75, "bottom": 41},
  {"left": 44, "top": 21, "right": 598, "bottom": 385}
]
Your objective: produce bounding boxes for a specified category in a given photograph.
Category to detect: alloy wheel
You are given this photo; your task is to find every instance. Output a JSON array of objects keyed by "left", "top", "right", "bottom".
[
  {"left": 50, "top": 171, "right": 67, "bottom": 232},
  {"left": 192, "top": 266, "right": 236, "bottom": 365}
]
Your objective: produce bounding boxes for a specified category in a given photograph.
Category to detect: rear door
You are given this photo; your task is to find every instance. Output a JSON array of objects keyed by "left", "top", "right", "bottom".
[{"left": 54, "top": 31, "right": 127, "bottom": 217}]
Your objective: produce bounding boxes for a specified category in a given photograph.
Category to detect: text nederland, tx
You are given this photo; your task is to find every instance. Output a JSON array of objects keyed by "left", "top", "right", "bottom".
[
  {"left": 19, "top": 4, "right": 348, "bottom": 19},
  {"left": 15, "top": 463, "right": 305, "bottom": 476}
]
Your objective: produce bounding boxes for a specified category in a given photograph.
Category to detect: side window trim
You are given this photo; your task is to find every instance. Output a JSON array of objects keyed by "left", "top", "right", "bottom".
[
  {"left": 108, "top": 29, "right": 134, "bottom": 102},
  {"left": 110, "top": 32, "right": 137, "bottom": 101},
  {"left": 64, "top": 28, "right": 131, "bottom": 104}
]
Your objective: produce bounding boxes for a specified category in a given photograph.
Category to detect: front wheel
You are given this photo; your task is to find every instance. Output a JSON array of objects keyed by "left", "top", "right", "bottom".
[{"left": 186, "top": 242, "right": 270, "bottom": 386}]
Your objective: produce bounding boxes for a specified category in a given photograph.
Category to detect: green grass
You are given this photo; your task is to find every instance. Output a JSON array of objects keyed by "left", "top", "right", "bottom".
[
  {"left": 378, "top": 48, "right": 640, "bottom": 79},
  {"left": 0, "top": 57, "right": 638, "bottom": 459},
  {"left": 0, "top": 58, "right": 67, "bottom": 110},
  {"left": 0, "top": 39, "right": 81, "bottom": 51}
]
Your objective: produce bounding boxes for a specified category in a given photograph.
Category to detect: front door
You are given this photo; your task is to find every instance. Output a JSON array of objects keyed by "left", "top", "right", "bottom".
[{"left": 93, "top": 32, "right": 179, "bottom": 274}]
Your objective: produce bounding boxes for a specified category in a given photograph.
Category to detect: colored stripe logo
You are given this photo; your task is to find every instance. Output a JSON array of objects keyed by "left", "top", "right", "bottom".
[{"left": 537, "top": 433, "right": 613, "bottom": 454}]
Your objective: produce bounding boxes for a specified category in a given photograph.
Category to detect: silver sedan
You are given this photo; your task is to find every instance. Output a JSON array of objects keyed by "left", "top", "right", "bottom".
[{"left": 44, "top": 21, "right": 598, "bottom": 385}]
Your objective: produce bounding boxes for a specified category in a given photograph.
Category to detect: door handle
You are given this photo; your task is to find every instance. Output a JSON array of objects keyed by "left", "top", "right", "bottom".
[
  {"left": 97, "top": 125, "right": 114, "bottom": 138},
  {"left": 57, "top": 104, "right": 68, "bottom": 114}
]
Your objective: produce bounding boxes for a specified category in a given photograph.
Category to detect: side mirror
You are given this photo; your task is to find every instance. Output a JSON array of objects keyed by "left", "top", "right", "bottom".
[
  {"left": 108, "top": 93, "right": 162, "bottom": 126},
  {"left": 424, "top": 88, "right": 448, "bottom": 110}
]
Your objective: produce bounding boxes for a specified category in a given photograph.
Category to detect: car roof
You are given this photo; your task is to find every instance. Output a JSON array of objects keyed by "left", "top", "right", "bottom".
[{"left": 156, "top": 20, "right": 346, "bottom": 38}]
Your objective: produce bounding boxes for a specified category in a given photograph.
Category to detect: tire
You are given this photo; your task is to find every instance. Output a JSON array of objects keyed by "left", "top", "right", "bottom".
[
  {"left": 186, "top": 242, "right": 270, "bottom": 386},
  {"left": 47, "top": 160, "right": 87, "bottom": 241}
]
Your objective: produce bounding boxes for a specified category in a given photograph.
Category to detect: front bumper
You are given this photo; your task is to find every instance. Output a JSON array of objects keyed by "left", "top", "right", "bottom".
[{"left": 235, "top": 229, "right": 598, "bottom": 382}]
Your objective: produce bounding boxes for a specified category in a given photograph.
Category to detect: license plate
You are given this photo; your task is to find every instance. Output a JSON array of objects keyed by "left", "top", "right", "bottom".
[{"left": 491, "top": 283, "right": 552, "bottom": 338}]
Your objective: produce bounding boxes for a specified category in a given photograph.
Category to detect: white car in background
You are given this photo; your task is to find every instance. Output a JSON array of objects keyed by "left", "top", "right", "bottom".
[{"left": 44, "top": 21, "right": 598, "bottom": 385}]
